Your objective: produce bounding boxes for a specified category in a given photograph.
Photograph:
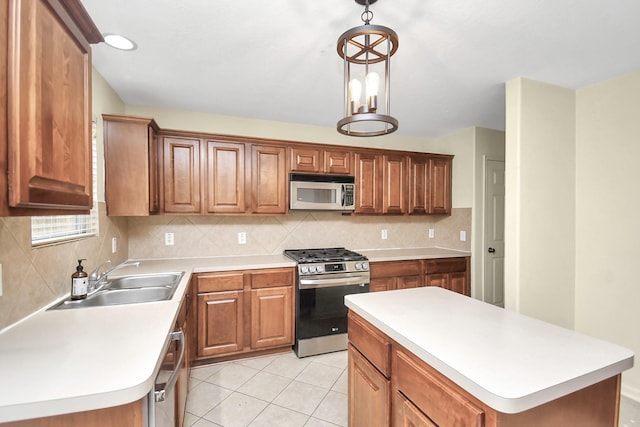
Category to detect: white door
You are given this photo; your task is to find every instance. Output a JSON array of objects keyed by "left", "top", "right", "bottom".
[{"left": 484, "top": 160, "right": 505, "bottom": 307}]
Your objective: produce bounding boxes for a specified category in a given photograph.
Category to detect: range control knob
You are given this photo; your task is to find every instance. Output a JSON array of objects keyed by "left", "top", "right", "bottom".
[
  {"left": 316, "top": 265, "right": 324, "bottom": 273},
  {"left": 362, "top": 262, "right": 369, "bottom": 270},
  {"left": 355, "top": 262, "right": 363, "bottom": 270},
  {"left": 300, "top": 266, "right": 309, "bottom": 274}
]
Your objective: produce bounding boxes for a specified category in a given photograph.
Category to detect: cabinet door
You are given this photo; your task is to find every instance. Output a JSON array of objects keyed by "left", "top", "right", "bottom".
[
  {"left": 394, "top": 391, "right": 437, "bottom": 427},
  {"left": 349, "top": 345, "right": 390, "bottom": 427},
  {"left": 250, "top": 286, "right": 293, "bottom": 349},
  {"left": 396, "top": 276, "right": 422, "bottom": 290},
  {"left": 7, "top": 0, "right": 94, "bottom": 211},
  {"left": 251, "top": 145, "right": 286, "bottom": 214},
  {"left": 430, "top": 157, "right": 451, "bottom": 215},
  {"left": 163, "top": 136, "right": 201, "bottom": 213},
  {"left": 425, "top": 273, "right": 448, "bottom": 290},
  {"left": 370, "top": 277, "right": 394, "bottom": 292},
  {"left": 408, "top": 155, "right": 430, "bottom": 215},
  {"left": 355, "top": 152, "right": 383, "bottom": 214},
  {"left": 382, "top": 154, "right": 406, "bottom": 214},
  {"left": 324, "top": 149, "right": 353, "bottom": 175},
  {"left": 197, "top": 290, "right": 244, "bottom": 357},
  {"left": 206, "top": 140, "right": 246, "bottom": 213},
  {"left": 103, "top": 115, "right": 159, "bottom": 216},
  {"left": 290, "top": 147, "right": 321, "bottom": 173},
  {"left": 448, "top": 272, "right": 468, "bottom": 296}
]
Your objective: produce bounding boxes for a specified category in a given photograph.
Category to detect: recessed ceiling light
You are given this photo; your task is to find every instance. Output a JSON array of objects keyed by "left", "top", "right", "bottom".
[{"left": 103, "top": 34, "right": 136, "bottom": 51}]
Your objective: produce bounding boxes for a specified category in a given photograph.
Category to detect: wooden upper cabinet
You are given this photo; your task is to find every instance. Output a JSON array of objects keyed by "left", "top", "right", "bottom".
[
  {"left": 103, "top": 115, "right": 160, "bottom": 216},
  {"left": 1, "top": 0, "right": 102, "bottom": 215},
  {"left": 408, "top": 154, "right": 430, "bottom": 215},
  {"left": 355, "top": 152, "right": 383, "bottom": 214},
  {"left": 382, "top": 154, "right": 406, "bottom": 214},
  {"left": 430, "top": 156, "right": 452, "bottom": 215},
  {"left": 206, "top": 140, "right": 246, "bottom": 213},
  {"left": 290, "top": 146, "right": 322, "bottom": 173},
  {"left": 162, "top": 135, "right": 202, "bottom": 213},
  {"left": 408, "top": 154, "right": 453, "bottom": 215},
  {"left": 324, "top": 149, "right": 352, "bottom": 175},
  {"left": 290, "top": 146, "right": 353, "bottom": 175},
  {"left": 251, "top": 144, "right": 286, "bottom": 214}
]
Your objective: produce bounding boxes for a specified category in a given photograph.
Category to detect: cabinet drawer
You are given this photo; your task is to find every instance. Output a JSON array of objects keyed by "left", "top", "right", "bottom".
[
  {"left": 197, "top": 272, "right": 244, "bottom": 293},
  {"left": 393, "top": 349, "right": 484, "bottom": 427},
  {"left": 370, "top": 260, "right": 422, "bottom": 278},
  {"left": 250, "top": 268, "right": 294, "bottom": 289},
  {"left": 424, "top": 258, "right": 467, "bottom": 274},
  {"left": 348, "top": 312, "right": 391, "bottom": 377}
]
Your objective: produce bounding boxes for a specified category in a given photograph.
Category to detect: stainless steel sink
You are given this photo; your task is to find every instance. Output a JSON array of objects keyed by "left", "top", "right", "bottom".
[
  {"left": 49, "top": 272, "right": 184, "bottom": 310},
  {"left": 106, "top": 272, "right": 183, "bottom": 289}
]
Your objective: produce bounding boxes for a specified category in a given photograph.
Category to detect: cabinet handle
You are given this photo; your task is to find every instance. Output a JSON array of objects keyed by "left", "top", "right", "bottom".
[{"left": 488, "top": 247, "right": 496, "bottom": 253}]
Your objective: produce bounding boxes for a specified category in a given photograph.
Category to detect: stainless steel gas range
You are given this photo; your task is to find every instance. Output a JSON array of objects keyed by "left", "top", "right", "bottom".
[{"left": 283, "top": 247, "right": 370, "bottom": 357}]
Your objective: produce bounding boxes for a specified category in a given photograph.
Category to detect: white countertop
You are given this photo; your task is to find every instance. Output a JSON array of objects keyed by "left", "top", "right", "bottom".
[
  {"left": 0, "top": 255, "right": 293, "bottom": 423},
  {"left": 359, "top": 247, "right": 470, "bottom": 262},
  {"left": 344, "top": 287, "right": 634, "bottom": 414}
]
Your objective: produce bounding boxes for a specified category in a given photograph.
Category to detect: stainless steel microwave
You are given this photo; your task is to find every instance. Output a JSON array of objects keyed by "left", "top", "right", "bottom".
[{"left": 289, "top": 173, "right": 355, "bottom": 211}]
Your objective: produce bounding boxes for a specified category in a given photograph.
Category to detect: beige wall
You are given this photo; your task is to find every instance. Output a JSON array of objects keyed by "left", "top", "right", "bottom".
[
  {"left": 575, "top": 71, "right": 640, "bottom": 400},
  {"left": 504, "top": 78, "right": 576, "bottom": 328},
  {"left": 0, "top": 69, "right": 129, "bottom": 331}
]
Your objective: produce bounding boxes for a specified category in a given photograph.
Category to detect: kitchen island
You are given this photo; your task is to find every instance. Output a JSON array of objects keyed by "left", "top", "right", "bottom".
[{"left": 345, "top": 287, "right": 634, "bottom": 426}]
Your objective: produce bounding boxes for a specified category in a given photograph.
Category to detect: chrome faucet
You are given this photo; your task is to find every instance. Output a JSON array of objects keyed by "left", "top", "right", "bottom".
[{"left": 88, "top": 260, "right": 141, "bottom": 294}]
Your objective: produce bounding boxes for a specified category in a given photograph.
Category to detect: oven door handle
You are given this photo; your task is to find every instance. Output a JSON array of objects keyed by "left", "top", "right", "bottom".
[
  {"left": 154, "top": 329, "right": 185, "bottom": 403},
  {"left": 299, "top": 276, "right": 369, "bottom": 289}
]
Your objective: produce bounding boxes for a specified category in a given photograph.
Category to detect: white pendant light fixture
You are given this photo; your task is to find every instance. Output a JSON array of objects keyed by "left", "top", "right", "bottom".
[{"left": 337, "top": 0, "right": 398, "bottom": 137}]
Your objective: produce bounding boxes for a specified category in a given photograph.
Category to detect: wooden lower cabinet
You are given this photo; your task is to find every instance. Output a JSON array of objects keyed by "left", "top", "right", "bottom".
[
  {"left": 370, "top": 260, "right": 423, "bottom": 292},
  {"left": 349, "top": 311, "right": 622, "bottom": 427},
  {"left": 348, "top": 344, "right": 390, "bottom": 427},
  {"left": 425, "top": 258, "right": 470, "bottom": 296},
  {"left": 195, "top": 268, "right": 294, "bottom": 362}
]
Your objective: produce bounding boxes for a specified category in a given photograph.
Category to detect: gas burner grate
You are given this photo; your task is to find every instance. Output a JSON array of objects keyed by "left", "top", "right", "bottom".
[{"left": 284, "top": 247, "right": 367, "bottom": 263}]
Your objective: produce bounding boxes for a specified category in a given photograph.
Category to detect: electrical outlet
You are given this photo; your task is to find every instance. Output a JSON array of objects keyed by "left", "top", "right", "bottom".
[
  {"left": 460, "top": 230, "right": 467, "bottom": 241},
  {"left": 111, "top": 237, "right": 118, "bottom": 253},
  {"left": 381, "top": 229, "right": 388, "bottom": 240},
  {"left": 238, "top": 232, "right": 247, "bottom": 244},
  {"left": 165, "top": 232, "right": 174, "bottom": 246},
  {"left": 428, "top": 228, "right": 435, "bottom": 238},
  {"left": 0, "top": 264, "right": 3, "bottom": 297}
]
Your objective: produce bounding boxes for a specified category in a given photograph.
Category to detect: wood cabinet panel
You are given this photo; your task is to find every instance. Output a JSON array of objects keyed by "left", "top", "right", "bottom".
[
  {"left": 324, "top": 149, "right": 352, "bottom": 174},
  {"left": 349, "top": 344, "right": 391, "bottom": 427},
  {"left": 163, "top": 136, "right": 201, "bottom": 213},
  {"left": 290, "top": 146, "right": 322, "bottom": 173},
  {"left": 206, "top": 140, "right": 246, "bottom": 213},
  {"left": 4, "top": 0, "right": 100, "bottom": 213},
  {"left": 425, "top": 257, "right": 470, "bottom": 296},
  {"left": 197, "top": 272, "right": 244, "bottom": 293},
  {"left": 103, "top": 115, "right": 159, "bottom": 216},
  {"left": 250, "top": 286, "right": 293, "bottom": 349},
  {"left": 394, "top": 390, "right": 437, "bottom": 427},
  {"left": 251, "top": 145, "right": 286, "bottom": 214},
  {"left": 250, "top": 268, "right": 294, "bottom": 289},
  {"left": 382, "top": 154, "right": 406, "bottom": 214},
  {"left": 370, "top": 277, "right": 394, "bottom": 293},
  {"left": 408, "top": 155, "right": 430, "bottom": 215},
  {"left": 394, "top": 349, "right": 484, "bottom": 427},
  {"left": 348, "top": 311, "right": 391, "bottom": 377},
  {"left": 355, "top": 152, "right": 383, "bottom": 214},
  {"left": 197, "top": 290, "right": 244, "bottom": 357},
  {"left": 430, "top": 157, "right": 452, "bottom": 215}
]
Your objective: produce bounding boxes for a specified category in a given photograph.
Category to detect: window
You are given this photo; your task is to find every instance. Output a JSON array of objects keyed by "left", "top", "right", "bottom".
[{"left": 31, "top": 120, "right": 99, "bottom": 246}]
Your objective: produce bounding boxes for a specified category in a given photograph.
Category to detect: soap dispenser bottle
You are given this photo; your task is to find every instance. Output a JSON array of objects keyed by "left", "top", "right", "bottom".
[{"left": 71, "top": 259, "right": 88, "bottom": 300}]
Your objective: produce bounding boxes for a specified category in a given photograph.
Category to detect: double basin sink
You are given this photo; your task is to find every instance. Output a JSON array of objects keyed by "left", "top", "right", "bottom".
[{"left": 50, "top": 272, "right": 184, "bottom": 310}]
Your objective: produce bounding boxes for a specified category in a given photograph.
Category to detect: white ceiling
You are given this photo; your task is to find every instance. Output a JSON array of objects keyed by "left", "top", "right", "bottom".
[{"left": 80, "top": 0, "right": 640, "bottom": 139}]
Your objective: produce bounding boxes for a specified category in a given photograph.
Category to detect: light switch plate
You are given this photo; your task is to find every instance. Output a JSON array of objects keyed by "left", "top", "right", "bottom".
[
  {"left": 428, "top": 228, "right": 435, "bottom": 238},
  {"left": 111, "top": 237, "right": 118, "bottom": 253},
  {"left": 460, "top": 230, "right": 467, "bottom": 241},
  {"left": 381, "top": 229, "right": 388, "bottom": 240},
  {"left": 238, "top": 232, "right": 247, "bottom": 244}
]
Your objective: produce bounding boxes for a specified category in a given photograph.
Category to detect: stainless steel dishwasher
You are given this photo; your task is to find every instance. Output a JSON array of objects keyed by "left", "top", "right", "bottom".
[{"left": 148, "top": 329, "right": 185, "bottom": 427}]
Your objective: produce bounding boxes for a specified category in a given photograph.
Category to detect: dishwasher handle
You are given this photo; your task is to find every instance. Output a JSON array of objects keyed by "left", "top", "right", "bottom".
[{"left": 154, "top": 329, "right": 185, "bottom": 403}]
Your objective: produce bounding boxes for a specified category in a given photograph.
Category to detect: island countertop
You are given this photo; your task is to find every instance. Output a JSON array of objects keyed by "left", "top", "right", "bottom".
[{"left": 344, "top": 287, "right": 634, "bottom": 414}]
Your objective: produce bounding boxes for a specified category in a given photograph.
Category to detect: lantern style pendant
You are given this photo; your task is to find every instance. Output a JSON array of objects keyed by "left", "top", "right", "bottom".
[{"left": 337, "top": 0, "right": 399, "bottom": 137}]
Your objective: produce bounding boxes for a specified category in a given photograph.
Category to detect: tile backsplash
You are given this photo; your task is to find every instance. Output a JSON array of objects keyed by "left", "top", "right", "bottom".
[
  {"left": 128, "top": 208, "right": 471, "bottom": 259},
  {"left": 0, "top": 203, "right": 128, "bottom": 330}
]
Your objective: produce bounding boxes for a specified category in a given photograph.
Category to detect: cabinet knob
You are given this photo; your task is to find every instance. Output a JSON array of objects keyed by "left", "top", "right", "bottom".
[{"left": 488, "top": 247, "right": 496, "bottom": 253}]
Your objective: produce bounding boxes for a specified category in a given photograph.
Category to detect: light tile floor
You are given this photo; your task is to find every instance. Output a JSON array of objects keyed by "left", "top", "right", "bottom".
[
  {"left": 186, "top": 350, "right": 348, "bottom": 427},
  {"left": 185, "top": 349, "right": 640, "bottom": 427}
]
